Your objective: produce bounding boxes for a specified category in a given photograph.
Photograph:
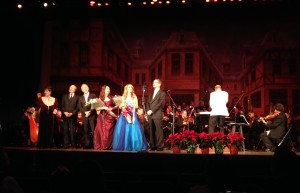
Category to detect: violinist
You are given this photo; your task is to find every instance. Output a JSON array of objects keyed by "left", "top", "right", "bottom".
[
  {"left": 246, "top": 110, "right": 265, "bottom": 150},
  {"left": 259, "top": 103, "right": 287, "bottom": 152},
  {"left": 175, "top": 109, "right": 190, "bottom": 133}
]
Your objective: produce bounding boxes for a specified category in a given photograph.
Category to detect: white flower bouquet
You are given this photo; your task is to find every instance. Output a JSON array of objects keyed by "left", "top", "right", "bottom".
[
  {"left": 112, "top": 95, "right": 124, "bottom": 107},
  {"left": 86, "top": 98, "right": 117, "bottom": 117}
]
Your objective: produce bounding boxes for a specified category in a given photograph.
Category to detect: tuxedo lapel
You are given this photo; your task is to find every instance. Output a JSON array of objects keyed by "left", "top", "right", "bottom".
[{"left": 151, "top": 90, "right": 160, "bottom": 103}]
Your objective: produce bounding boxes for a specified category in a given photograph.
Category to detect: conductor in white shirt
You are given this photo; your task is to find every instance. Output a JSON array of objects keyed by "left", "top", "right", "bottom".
[{"left": 208, "top": 85, "right": 229, "bottom": 133}]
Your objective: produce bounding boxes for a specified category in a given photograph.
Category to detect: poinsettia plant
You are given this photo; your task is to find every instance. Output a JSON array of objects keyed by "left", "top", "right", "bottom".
[
  {"left": 165, "top": 132, "right": 183, "bottom": 147},
  {"left": 226, "top": 132, "right": 245, "bottom": 149},
  {"left": 210, "top": 132, "right": 228, "bottom": 149},
  {"left": 181, "top": 130, "right": 199, "bottom": 149},
  {"left": 197, "top": 132, "right": 213, "bottom": 149}
]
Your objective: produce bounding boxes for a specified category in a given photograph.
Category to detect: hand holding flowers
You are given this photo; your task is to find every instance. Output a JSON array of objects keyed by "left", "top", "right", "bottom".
[{"left": 122, "top": 106, "right": 133, "bottom": 123}]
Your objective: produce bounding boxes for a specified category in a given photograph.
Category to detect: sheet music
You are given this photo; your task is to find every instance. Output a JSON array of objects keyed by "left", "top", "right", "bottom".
[{"left": 198, "top": 112, "right": 211, "bottom": 115}]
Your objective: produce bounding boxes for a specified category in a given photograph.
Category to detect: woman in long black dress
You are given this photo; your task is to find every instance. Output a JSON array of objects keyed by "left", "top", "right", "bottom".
[{"left": 34, "top": 86, "right": 59, "bottom": 148}]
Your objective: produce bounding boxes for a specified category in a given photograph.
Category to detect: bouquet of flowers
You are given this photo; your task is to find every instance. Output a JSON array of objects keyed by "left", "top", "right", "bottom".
[
  {"left": 112, "top": 95, "right": 124, "bottom": 107},
  {"left": 121, "top": 106, "right": 133, "bottom": 123},
  {"left": 85, "top": 98, "right": 98, "bottom": 108},
  {"left": 86, "top": 98, "right": 117, "bottom": 117}
]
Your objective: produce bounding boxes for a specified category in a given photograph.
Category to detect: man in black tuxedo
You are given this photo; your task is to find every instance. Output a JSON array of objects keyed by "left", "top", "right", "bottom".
[
  {"left": 260, "top": 103, "right": 287, "bottom": 152},
  {"left": 146, "top": 79, "right": 166, "bottom": 151},
  {"left": 78, "top": 83, "right": 97, "bottom": 149},
  {"left": 61, "top": 84, "right": 79, "bottom": 148}
]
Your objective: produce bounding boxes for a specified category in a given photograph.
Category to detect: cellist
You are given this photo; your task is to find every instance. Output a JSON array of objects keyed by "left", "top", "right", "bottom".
[{"left": 259, "top": 103, "right": 287, "bottom": 152}]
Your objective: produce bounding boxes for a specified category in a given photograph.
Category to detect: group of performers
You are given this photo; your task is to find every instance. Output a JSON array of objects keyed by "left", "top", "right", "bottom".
[
  {"left": 160, "top": 102, "right": 296, "bottom": 151},
  {"left": 16, "top": 81, "right": 296, "bottom": 152}
]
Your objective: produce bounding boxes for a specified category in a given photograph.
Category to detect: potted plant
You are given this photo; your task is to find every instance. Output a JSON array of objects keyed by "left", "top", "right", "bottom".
[
  {"left": 197, "top": 132, "right": 213, "bottom": 154},
  {"left": 226, "top": 132, "right": 245, "bottom": 154},
  {"left": 165, "top": 132, "right": 183, "bottom": 153},
  {"left": 181, "top": 130, "right": 199, "bottom": 153},
  {"left": 210, "top": 132, "right": 228, "bottom": 154}
]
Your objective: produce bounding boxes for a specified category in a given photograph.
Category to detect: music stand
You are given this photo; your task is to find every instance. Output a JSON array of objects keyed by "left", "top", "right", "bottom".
[{"left": 195, "top": 112, "right": 210, "bottom": 133}]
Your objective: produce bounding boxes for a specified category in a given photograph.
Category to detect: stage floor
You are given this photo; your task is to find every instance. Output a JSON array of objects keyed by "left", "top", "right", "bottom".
[{"left": 2, "top": 146, "right": 300, "bottom": 193}]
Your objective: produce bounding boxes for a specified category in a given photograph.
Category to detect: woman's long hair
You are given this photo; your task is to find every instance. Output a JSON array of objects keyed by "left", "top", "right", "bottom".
[
  {"left": 123, "top": 84, "right": 136, "bottom": 99},
  {"left": 99, "top": 85, "right": 112, "bottom": 101}
]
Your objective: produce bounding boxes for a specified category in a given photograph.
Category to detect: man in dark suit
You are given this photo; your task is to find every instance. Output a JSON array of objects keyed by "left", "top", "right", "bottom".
[
  {"left": 78, "top": 83, "right": 97, "bottom": 149},
  {"left": 146, "top": 79, "right": 166, "bottom": 151},
  {"left": 61, "top": 84, "right": 79, "bottom": 148},
  {"left": 260, "top": 103, "right": 287, "bottom": 152}
]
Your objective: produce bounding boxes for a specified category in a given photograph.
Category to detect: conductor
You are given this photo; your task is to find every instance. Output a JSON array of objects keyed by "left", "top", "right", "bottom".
[{"left": 208, "top": 85, "right": 229, "bottom": 133}]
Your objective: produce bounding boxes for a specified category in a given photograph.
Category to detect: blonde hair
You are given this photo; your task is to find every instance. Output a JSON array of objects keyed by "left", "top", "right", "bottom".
[
  {"left": 123, "top": 84, "right": 136, "bottom": 99},
  {"left": 122, "top": 84, "right": 138, "bottom": 109}
]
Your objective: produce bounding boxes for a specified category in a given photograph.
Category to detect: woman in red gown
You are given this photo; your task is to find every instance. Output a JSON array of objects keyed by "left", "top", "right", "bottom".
[{"left": 93, "top": 85, "right": 117, "bottom": 150}]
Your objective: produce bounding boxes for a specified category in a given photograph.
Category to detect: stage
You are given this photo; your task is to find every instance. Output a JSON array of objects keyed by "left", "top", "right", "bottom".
[{"left": 2, "top": 146, "right": 300, "bottom": 193}]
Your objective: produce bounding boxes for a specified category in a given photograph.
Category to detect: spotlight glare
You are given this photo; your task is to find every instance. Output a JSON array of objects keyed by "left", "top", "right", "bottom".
[
  {"left": 17, "top": 3, "right": 23, "bottom": 9},
  {"left": 89, "top": 1, "right": 96, "bottom": 7}
]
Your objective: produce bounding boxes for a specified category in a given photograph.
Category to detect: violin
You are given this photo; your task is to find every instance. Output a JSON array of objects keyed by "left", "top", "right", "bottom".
[
  {"left": 187, "top": 107, "right": 195, "bottom": 123},
  {"left": 259, "top": 112, "right": 279, "bottom": 122},
  {"left": 264, "top": 112, "right": 279, "bottom": 121}
]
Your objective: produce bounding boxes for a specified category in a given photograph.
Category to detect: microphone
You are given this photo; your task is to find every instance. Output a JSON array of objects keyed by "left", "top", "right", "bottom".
[
  {"left": 142, "top": 82, "right": 147, "bottom": 88},
  {"left": 166, "top": 90, "right": 171, "bottom": 92},
  {"left": 142, "top": 83, "right": 147, "bottom": 91}
]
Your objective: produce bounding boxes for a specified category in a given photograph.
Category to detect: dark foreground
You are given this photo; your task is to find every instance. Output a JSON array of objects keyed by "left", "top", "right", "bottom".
[{"left": 2, "top": 146, "right": 300, "bottom": 193}]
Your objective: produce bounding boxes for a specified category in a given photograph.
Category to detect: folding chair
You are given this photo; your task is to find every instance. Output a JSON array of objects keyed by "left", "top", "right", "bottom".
[{"left": 278, "top": 124, "right": 295, "bottom": 151}]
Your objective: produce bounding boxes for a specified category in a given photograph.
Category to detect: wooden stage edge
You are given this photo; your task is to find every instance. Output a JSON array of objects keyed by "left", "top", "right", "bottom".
[
  {"left": 3, "top": 145, "right": 300, "bottom": 155},
  {"left": 2, "top": 146, "right": 300, "bottom": 193}
]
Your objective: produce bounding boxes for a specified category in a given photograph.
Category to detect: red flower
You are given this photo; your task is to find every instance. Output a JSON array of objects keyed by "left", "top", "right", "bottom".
[
  {"left": 165, "top": 132, "right": 183, "bottom": 146},
  {"left": 198, "top": 132, "right": 213, "bottom": 149},
  {"left": 227, "top": 133, "right": 245, "bottom": 148},
  {"left": 181, "top": 130, "right": 198, "bottom": 147},
  {"left": 210, "top": 132, "right": 228, "bottom": 149},
  {"left": 122, "top": 106, "right": 133, "bottom": 123},
  {"left": 165, "top": 130, "right": 199, "bottom": 149}
]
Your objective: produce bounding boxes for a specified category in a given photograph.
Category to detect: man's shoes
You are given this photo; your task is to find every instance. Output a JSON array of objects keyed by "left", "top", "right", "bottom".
[
  {"left": 265, "top": 148, "right": 271, "bottom": 152},
  {"left": 156, "top": 147, "right": 164, "bottom": 151},
  {"left": 149, "top": 147, "right": 156, "bottom": 151}
]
